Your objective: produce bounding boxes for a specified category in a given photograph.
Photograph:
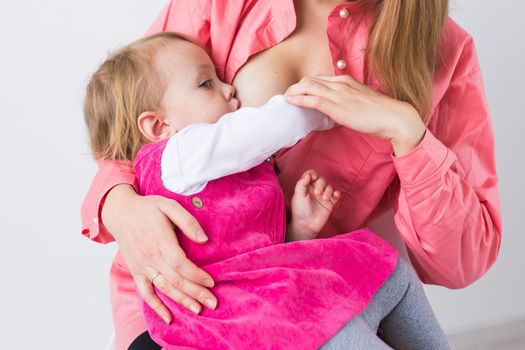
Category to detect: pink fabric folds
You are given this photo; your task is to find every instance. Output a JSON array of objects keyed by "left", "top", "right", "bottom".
[
  {"left": 134, "top": 140, "right": 398, "bottom": 349},
  {"left": 81, "top": 2, "right": 502, "bottom": 348}
]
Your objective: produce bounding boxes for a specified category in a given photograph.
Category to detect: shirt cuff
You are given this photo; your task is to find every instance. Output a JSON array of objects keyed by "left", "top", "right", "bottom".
[
  {"left": 81, "top": 159, "right": 136, "bottom": 244},
  {"left": 392, "top": 129, "right": 456, "bottom": 188}
]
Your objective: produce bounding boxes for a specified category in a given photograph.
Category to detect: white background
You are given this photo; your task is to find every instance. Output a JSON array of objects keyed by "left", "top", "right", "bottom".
[{"left": 0, "top": 1, "right": 523, "bottom": 349}]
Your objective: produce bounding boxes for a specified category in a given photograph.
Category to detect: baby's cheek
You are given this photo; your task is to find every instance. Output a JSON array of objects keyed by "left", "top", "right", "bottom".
[{"left": 214, "top": 104, "right": 234, "bottom": 121}]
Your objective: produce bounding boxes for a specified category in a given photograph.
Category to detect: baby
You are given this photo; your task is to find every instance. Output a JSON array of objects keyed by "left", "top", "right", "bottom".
[{"left": 84, "top": 32, "right": 450, "bottom": 350}]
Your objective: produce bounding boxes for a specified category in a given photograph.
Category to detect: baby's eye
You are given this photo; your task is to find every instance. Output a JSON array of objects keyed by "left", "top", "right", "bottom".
[{"left": 199, "top": 79, "right": 212, "bottom": 89}]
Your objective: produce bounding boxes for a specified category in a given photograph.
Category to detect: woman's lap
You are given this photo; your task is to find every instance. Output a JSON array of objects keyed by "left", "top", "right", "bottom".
[{"left": 128, "top": 258, "right": 449, "bottom": 350}]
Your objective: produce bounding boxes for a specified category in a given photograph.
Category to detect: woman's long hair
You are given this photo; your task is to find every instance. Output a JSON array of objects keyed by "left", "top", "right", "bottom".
[{"left": 366, "top": 0, "right": 449, "bottom": 118}]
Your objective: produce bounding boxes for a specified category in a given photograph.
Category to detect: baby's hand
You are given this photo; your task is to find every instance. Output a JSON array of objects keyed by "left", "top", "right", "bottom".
[{"left": 287, "top": 169, "right": 341, "bottom": 241}]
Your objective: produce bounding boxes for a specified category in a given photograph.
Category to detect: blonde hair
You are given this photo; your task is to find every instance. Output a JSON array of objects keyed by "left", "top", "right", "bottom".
[
  {"left": 365, "top": 0, "right": 448, "bottom": 118},
  {"left": 84, "top": 32, "right": 193, "bottom": 161}
]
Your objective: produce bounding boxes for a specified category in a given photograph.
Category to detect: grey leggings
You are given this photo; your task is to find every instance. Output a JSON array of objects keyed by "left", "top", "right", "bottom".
[{"left": 320, "top": 258, "right": 451, "bottom": 350}]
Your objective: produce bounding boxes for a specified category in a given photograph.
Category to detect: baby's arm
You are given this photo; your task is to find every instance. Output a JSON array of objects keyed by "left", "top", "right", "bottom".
[
  {"left": 286, "top": 170, "right": 341, "bottom": 242},
  {"left": 162, "top": 95, "right": 334, "bottom": 194}
]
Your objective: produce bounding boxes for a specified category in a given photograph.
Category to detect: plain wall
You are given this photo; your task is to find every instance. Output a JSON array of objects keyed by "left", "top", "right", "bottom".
[
  {"left": 423, "top": 0, "right": 525, "bottom": 334},
  {"left": 0, "top": 1, "right": 523, "bottom": 349}
]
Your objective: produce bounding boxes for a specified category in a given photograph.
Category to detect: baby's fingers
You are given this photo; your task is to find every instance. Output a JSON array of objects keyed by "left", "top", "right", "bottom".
[
  {"left": 295, "top": 170, "right": 318, "bottom": 196},
  {"left": 322, "top": 185, "right": 334, "bottom": 201},
  {"left": 302, "top": 169, "right": 318, "bottom": 181},
  {"left": 313, "top": 176, "right": 327, "bottom": 195},
  {"left": 331, "top": 190, "right": 341, "bottom": 205},
  {"left": 294, "top": 172, "right": 311, "bottom": 197}
]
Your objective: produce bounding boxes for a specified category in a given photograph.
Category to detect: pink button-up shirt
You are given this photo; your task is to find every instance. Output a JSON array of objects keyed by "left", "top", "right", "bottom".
[{"left": 81, "top": 1, "right": 501, "bottom": 348}]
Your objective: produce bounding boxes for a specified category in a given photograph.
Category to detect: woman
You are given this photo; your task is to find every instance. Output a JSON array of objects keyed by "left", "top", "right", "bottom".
[{"left": 81, "top": 1, "right": 501, "bottom": 349}]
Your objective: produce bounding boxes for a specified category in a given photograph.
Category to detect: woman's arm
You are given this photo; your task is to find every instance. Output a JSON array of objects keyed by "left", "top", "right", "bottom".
[
  {"left": 284, "top": 38, "right": 501, "bottom": 289},
  {"left": 391, "top": 38, "right": 501, "bottom": 288},
  {"left": 81, "top": 159, "right": 135, "bottom": 243},
  {"left": 81, "top": 0, "right": 217, "bottom": 321}
]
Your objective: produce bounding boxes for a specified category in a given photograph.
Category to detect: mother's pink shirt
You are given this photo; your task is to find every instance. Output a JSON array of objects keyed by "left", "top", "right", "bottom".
[{"left": 81, "top": 1, "right": 501, "bottom": 348}]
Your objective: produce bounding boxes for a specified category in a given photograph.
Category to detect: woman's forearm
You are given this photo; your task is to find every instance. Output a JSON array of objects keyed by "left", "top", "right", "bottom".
[
  {"left": 101, "top": 184, "right": 138, "bottom": 240},
  {"left": 392, "top": 131, "right": 501, "bottom": 289},
  {"left": 80, "top": 159, "right": 135, "bottom": 243}
]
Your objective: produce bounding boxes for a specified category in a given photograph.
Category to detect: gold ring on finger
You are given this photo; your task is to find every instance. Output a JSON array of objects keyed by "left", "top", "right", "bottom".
[{"left": 148, "top": 271, "right": 161, "bottom": 284}]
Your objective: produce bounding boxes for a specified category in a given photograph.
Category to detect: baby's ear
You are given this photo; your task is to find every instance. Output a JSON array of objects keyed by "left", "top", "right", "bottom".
[{"left": 138, "top": 111, "right": 173, "bottom": 142}]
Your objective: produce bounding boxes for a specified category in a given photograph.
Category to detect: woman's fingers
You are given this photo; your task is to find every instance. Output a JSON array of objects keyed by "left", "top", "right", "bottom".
[
  {"left": 138, "top": 219, "right": 217, "bottom": 316},
  {"left": 156, "top": 196, "right": 216, "bottom": 287},
  {"left": 157, "top": 196, "right": 208, "bottom": 243},
  {"left": 285, "top": 94, "right": 338, "bottom": 117},
  {"left": 285, "top": 76, "right": 337, "bottom": 112},
  {"left": 286, "top": 75, "right": 394, "bottom": 138},
  {"left": 286, "top": 75, "right": 372, "bottom": 105},
  {"left": 104, "top": 192, "right": 218, "bottom": 321},
  {"left": 158, "top": 231, "right": 215, "bottom": 288},
  {"left": 144, "top": 271, "right": 202, "bottom": 315},
  {"left": 157, "top": 250, "right": 217, "bottom": 308},
  {"left": 136, "top": 276, "right": 173, "bottom": 324},
  {"left": 314, "top": 74, "right": 354, "bottom": 83},
  {"left": 315, "top": 74, "right": 364, "bottom": 91},
  {"left": 285, "top": 77, "right": 338, "bottom": 102},
  {"left": 146, "top": 263, "right": 217, "bottom": 314}
]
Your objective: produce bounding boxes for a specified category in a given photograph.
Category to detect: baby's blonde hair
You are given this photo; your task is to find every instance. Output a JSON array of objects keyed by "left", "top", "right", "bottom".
[{"left": 84, "top": 32, "right": 194, "bottom": 161}]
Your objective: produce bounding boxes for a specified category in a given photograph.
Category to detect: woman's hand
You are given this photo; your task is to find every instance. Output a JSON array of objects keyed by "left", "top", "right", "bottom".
[
  {"left": 285, "top": 75, "right": 426, "bottom": 156},
  {"left": 102, "top": 184, "right": 218, "bottom": 323}
]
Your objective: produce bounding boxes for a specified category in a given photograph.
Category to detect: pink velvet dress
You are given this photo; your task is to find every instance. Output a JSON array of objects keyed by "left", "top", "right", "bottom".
[{"left": 134, "top": 139, "right": 398, "bottom": 350}]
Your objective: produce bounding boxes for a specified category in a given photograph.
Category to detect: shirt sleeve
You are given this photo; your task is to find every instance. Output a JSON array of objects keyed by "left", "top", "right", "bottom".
[
  {"left": 80, "top": 159, "right": 135, "bottom": 243},
  {"left": 80, "top": 1, "right": 212, "bottom": 243},
  {"left": 391, "top": 37, "right": 502, "bottom": 289},
  {"left": 161, "top": 95, "right": 334, "bottom": 194}
]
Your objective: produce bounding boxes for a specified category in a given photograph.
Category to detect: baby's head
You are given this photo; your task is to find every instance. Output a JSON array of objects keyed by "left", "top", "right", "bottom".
[{"left": 84, "top": 32, "right": 239, "bottom": 161}]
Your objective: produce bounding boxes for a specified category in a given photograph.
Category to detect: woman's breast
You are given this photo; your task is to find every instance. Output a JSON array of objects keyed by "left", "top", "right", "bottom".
[
  {"left": 232, "top": 30, "right": 333, "bottom": 107},
  {"left": 229, "top": 16, "right": 397, "bottom": 235}
]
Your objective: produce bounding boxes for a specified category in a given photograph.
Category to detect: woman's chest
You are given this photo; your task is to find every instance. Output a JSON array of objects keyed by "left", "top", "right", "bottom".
[
  {"left": 232, "top": 3, "right": 334, "bottom": 107},
  {"left": 225, "top": 2, "right": 376, "bottom": 106}
]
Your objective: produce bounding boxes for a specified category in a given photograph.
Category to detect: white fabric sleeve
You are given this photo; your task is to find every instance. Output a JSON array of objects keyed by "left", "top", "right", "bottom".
[{"left": 161, "top": 95, "right": 334, "bottom": 195}]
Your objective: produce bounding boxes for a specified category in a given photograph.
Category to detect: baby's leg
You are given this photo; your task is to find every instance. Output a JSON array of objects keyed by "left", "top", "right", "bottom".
[
  {"left": 319, "top": 314, "right": 393, "bottom": 350},
  {"left": 363, "top": 257, "right": 451, "bottom": 350},
  {"left": 322, "top": 257, "right": 450, "bottom": 350}
]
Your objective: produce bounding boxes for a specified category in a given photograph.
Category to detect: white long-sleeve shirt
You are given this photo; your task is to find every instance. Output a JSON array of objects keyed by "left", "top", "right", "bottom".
[{"left": 161, "top": 95, "right": 334, "bottom": 195}]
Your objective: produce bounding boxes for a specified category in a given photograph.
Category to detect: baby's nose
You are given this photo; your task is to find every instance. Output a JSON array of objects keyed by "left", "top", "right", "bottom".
[{"left": 224, "top": 83, "right": 236, "bottom": 100}]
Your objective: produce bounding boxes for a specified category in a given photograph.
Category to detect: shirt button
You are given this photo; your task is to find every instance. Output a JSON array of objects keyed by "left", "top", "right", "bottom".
[
  {"left": 336, "top": 59, "right": 346, "bottom": 70},
  {"left": 339, "top": 8, "right": 349, "bottom": 18},
  {"left": 192, "top": 197, "right": 204, "bottom": 209},
  {"left": 93, "top": 217, "right": 99, "bottom": 224}
]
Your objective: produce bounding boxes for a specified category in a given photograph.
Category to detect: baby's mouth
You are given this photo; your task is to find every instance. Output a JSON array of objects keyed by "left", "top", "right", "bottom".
[{"left": 232, "top": 98, "right": 241, "bottom": 110}]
